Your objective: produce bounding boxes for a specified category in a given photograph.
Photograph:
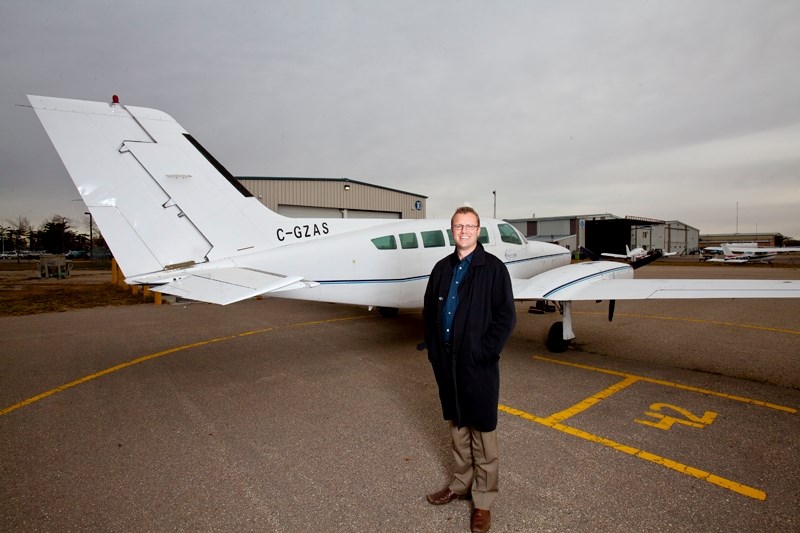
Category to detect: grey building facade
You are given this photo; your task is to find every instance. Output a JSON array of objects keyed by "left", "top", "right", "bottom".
[{"left": 237, "top": 177, "right": 427, "bottom": 219}]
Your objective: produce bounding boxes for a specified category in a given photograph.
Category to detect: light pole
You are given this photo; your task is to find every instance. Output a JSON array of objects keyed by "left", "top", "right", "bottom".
[
  {"left": 85, "top": 212, "right": 93, "bottom": 259},
  {"left": 493, "top": 190, "right": 496, "bottom": 219}
]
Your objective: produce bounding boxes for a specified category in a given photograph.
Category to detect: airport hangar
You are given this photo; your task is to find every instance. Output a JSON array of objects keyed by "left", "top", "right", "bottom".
[
  {"left": 505, "top": 214, "right": 700, "bottom": 257},
  {"left": 235, "top": 177, "right": 701, "bottom": 255},
  {"left": 237, "top": 176, "right": 427, "bottom": 220},
  {"left": 699, "top": 232, "right": 794, "bottom": 248}
]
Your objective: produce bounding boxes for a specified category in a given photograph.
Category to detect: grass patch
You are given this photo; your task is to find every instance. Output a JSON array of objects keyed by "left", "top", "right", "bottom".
[
  {"left": 0, "top": 282, "right": 146, "bottom": 317},
  {"left": 0, "top": 261, "right": 148, "bottom": 317}
]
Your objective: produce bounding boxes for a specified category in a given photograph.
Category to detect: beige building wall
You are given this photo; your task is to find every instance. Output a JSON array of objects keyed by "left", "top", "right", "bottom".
[
  {"left": 237, "top": 177, "right": 427, "bottom": 219},
  {"left": 631, "top": 221, "right": 699, "bottom": 254}
]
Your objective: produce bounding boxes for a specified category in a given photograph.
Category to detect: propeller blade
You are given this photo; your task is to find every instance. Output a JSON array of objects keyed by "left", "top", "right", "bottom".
[{"left": 579, "top": 246, "right": 600, "bottom": 261}]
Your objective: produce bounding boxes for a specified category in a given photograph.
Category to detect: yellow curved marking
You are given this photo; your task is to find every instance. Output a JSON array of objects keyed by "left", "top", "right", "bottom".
[
  {"left": 1, "top": 314, "right": 374, "bottom": 417},
  {"left": 574, "top": 310, "right": 800, "bottom": 336},
  {"left": 499, "top": 403, "right": 767, "bottom": 501}
]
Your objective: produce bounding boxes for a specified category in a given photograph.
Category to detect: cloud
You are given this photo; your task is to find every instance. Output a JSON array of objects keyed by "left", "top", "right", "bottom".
[{"left": 1, "top": 0, "right": 799, "bottom": 237}]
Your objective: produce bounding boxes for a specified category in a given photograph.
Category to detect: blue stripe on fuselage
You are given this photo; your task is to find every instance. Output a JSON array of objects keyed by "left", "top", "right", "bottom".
[{"left": 316, "top": 252, "right": 570, "bottom": 286}]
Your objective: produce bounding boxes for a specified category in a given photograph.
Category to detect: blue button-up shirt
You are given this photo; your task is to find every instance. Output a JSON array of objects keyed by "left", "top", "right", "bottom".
[{"left": 442, "top": 253, "right": 472, "bottom": 343}]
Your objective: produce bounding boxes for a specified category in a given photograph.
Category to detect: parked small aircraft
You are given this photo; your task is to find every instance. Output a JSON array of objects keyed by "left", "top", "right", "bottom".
[
  {"left": 600, "top": 245, "right": 677, "bottom": 269},
  {"left": 602, "top": 245, "right": 648, "bottom": 261},
  {"left": 600, "top": 244, "right": 677, "bottom": 264},
  {"left": 704, "top": 244, "right": 800, "bottom": 264},
  {"left": 602, "top": 245, "right": 677, "bottom": 262},
  {"left": 28, "top": 95, "right": 800, "bottom": 352}
]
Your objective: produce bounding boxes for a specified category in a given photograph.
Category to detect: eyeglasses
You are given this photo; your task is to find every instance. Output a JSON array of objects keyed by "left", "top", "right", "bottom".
[{"left": 452, "top": 224, "right": 478, "bottom": 232}]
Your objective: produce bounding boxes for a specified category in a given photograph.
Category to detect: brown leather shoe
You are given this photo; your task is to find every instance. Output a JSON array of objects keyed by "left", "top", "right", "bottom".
[
  {"left": 426, "top": 486, "right": 471, "bottom": 505},
  {"left": 471, "top": 508, "right": 491, "bottom": 533}
]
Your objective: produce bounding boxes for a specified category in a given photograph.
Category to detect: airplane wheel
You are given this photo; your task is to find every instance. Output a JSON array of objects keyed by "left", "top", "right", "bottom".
[
  {"left": 546, "top": 321, "right": 570, "bottom": 353},
  {"left": 377, "top": 306, "right": 399, "bottom": 318}
]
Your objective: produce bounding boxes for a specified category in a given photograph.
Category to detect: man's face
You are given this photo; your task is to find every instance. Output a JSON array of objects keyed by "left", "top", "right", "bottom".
[{"left": 451, "top": 212, "right": 480, "bottom": 257}]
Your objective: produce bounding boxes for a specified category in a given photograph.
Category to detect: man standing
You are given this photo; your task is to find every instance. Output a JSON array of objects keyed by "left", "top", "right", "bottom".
[{"left": 423, "top": 206, "right": 516, "bottom": 533}]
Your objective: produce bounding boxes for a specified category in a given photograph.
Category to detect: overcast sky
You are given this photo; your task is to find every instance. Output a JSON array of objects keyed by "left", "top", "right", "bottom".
[{"left": 2, "top": 0, "right": 799, "bottom": 238}]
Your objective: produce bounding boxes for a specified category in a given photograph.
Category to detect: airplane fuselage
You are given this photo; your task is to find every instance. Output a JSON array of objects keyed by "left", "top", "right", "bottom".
[{"left": 130, "top": 217, "right": 572, "bottom": 309}]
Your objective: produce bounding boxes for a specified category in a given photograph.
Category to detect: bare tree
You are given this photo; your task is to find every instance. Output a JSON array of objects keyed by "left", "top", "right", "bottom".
[
  {"left": 0, "top": 223, "right": 10, "bottom": 255},
  {"left": 4, "top": 216, "right": 32, "bottom": 259},
  {"left": 37, "top": 215, "right": 76, "bottom": 254}
]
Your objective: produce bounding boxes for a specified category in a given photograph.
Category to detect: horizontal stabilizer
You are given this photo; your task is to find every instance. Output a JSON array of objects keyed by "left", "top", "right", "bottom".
[{"left": 151, "top": 267, "right": 317, "bottom": 305}]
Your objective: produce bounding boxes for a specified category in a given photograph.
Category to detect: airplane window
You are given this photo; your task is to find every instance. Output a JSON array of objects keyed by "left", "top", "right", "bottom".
[
  {"left": 479, "top": 227, "right": 489, "bottom": 244},
  {"left": 498, "top": 223, "right": 523, "bottom": 245},
  {"left": 371, "top": 235, "right": 397, "bottom": 250},
  {"left": 421, "top": 230, "right": 446, "bottom": 248},
  {"left": 399, "top": 232, "right": 418, "bottom": 249}
]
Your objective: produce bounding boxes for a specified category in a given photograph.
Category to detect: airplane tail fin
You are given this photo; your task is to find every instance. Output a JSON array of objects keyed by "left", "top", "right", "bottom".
[
  {"left": 28, "top": 95, "right": 286, "bottom": 278},
  {"left": 625, "top": 244, "right": 632, "bottom": 257}
]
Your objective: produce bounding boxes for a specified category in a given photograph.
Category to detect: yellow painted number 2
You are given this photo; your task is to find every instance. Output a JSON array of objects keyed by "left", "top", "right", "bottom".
[{"left": 635, "top": 403, "right": 717, "bottom": 431}]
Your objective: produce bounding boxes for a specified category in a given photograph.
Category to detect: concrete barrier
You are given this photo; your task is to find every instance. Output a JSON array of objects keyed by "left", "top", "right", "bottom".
[{"left": 38, "top": 255, "right": 73, "bottom": 279}]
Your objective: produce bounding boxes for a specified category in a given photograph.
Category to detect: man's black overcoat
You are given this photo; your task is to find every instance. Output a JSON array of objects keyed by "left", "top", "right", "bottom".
[{"left": 423, "top": 242, "right": 516, "bottom": 432}]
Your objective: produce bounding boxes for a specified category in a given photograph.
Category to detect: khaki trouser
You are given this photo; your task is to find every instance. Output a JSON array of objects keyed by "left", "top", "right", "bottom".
[{"left": 447, "top": 421, "right": 499, "bottom": 510}]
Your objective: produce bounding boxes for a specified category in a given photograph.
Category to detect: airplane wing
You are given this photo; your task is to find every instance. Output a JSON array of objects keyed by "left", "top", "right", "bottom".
[
  {"left": 600, "top": 252, "right": 629, "bottom": 259},
  {"left": 148, "top": 267, "right": 318, "bottom": 305},
  {"left": 738, "top": 247, "right": 800, "bottom": 254},
  {"left": 705, "top": 257, "right": 749, "bottom": 263},
  {"left": 512, "top": 261, "right": 800, "bottom": 301},
  {"left": 542, "top": 278, "right": 800, "bottom": 300},
  {"left": 513, "top": 261, "right": 633, "bottom": 300},
  {"left": 711, "top": 245, "right": 800, "bottom": 254},
  {"left": 513, "top": 260, "right": 799, "bottom": 352}
]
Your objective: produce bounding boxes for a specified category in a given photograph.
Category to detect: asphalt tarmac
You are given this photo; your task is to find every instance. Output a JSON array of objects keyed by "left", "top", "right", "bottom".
[{"left": 1, "top": 266, "right": 798, "bottom": 532}]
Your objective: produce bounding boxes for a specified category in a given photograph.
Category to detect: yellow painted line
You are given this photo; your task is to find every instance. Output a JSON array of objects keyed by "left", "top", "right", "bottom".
[
  {"left": 543, "top": 375, "right": 640, "bottom": 423},
  {"left": 534, "top": 355, "right": 797, "bottom": 414},
  {"left": 499, "top": 403, "right": 767, "bottom": 501},
  {"left": 574, "top": 310, "right": 800, "bottom": 336},
  {"left": 1, "top": 314, "right": 374, "bottom": 417},
  {"left": 1, "top": 334, "right": 240, "bottom": 416}
]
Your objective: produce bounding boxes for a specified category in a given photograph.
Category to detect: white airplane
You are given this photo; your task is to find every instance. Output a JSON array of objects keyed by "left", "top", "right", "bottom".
[
  {"left": 704, "top": 244, "right": 800, "bottom": 264},
  {"left": 602, "top": 245, "right": 677, "bottom": 262},
  {"left": 602, "top": 245, "right": 648, "bottom": 261},
  {"left": 600, "top": 245, "right": 677, "bottom": 269},
  {"left": 27, "top": 95, "right": 800, "bottom": 352}
]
